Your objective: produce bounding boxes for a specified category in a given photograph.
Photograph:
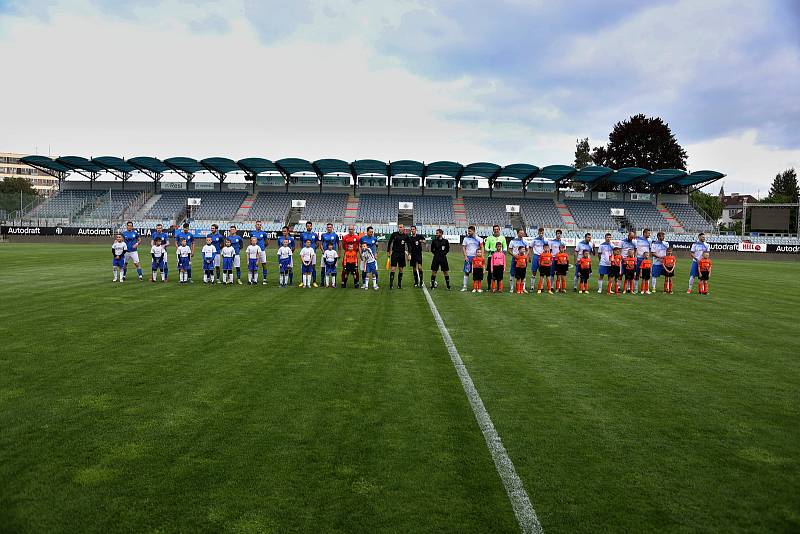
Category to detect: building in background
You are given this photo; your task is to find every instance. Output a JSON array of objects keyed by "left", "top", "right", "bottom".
[
  {"left": 1, "top": 152, "right": 59, "bottom": 193},
  {"left": 719, "top": 190, "right": 758, "bottom": 225}
]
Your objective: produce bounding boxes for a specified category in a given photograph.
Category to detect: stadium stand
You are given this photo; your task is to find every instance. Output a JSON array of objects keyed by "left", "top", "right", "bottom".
[
  {"left": 463, "top": 197, "right": 512, "bottom": 227},
  {"left": 566, "top": 200, "right": 669, "bottom": 231},
  {"left": 356, "top": 195, "right": 398, "bottom": 224},
  {"left": 517, "top": 198, "right": 564, "bottom": 229},
  {"left": 145, "top": 191, "right": 245, "bottom": 223},
  {"left": 84, "top": 191, "right": 140, "bottom": 220},
  {"left": 248, "top": 193, "right": 291, "bottom": 224},
  {"left": 29, "top": 190, "right": 106, "bottom": 219},
  {"left": 666, "top": 202, "right": 714, "bottom": 233},
  {"left": 299, "top": 193, "right": 348, "bottom": 223},
  {"left": 408, "top": 196, "right": 454, "bottom": 225},
  {"left": 247, "top": 192, "right": 348, "bottom": 224}
]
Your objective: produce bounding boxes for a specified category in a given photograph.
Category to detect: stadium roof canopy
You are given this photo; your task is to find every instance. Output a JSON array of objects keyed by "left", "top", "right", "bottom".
[
  {"left": 92, "top": 156, "right": 137, "bottom": 175},
  {"left": 313, "top": 158, "right": 352, "bottom": 176},
  {"left": 19, "top": 155, "right": 724, "bottom": 189},
  {"left": 237, "top": 157, "right": 278, "bottom": 175}
]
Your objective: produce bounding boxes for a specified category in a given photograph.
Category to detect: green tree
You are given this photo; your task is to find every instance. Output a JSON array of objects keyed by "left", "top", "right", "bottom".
[
  {"left": 574, "top": 138, "right": 592, "bottom": 169},
  {"left": 0, "top": 176, "right": 37, "bottom": 195},
  {"left": 591, "top": 114, "right": 688, "bottom": 192},
  {"left": 689, "top": 190, "right": 722, "bottom": 221},
  {"left": 767, "top": 168, "right": 798, "bottom": 202}
]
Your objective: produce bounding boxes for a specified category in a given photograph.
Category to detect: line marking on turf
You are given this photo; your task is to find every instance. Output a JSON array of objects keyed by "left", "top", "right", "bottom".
[{"left": 422, "top": 285, "right": 542, "bottom": 534}]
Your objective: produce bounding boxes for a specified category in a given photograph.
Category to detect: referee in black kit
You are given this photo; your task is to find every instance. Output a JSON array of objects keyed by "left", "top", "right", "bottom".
[
  {"left": 407, "top": 225, "right": 426, "bottom": 288},
  {"left": 386, "top": 223, "right": 410, "bottom": 289}
]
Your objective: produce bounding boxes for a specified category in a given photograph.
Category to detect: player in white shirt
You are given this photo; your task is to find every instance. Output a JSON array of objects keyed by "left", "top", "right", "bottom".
[
  {"left": 201, "top": 237, "right": 217, "bottom": 284},
  {"left": 220, "top": 241, "right": 236, "bottom": 285},
  {"left": 176, "top": 239, "right": 192, "bottom": 284},
  {"left": 245, "top": 237, "right": 262, "bottom": 285},
  {"left": 687, "top": 232, "right": 709, "bottom": 293},
  {"left": 150, "top": 238, "right": 167, "bottom": 282},
  {"left": 360, "top": 242, "right": 379, "bottom": 290},
  {"left": 634, "top": 229, "right": 652, "bottom": 293},
  {"left": 460, "top": 225, "right": 484, "bottom": 291},
  {"left": 596, "top": 233, "right": 614, "bottom": 293},
  {"left": 649, "top": 231, "right": 670, "bottom": 293},
  {"left": 276, "top": 241, "right": 294, "bottom": 287},
  {"left": 111, "top": 234, "right": 127, "bottom": 283},
  {"left": 299, "top": 240, "right": 317, "bottom": 288},
  {"left": 322, "top": 242, "right": 339, "bottom": 288}
]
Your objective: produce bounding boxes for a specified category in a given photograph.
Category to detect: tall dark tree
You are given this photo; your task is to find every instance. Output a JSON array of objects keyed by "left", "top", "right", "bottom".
[
  {"left": 767, "top": 168, "right": 798, "bottom": 202},
  {"left": 591, "top": 114, "right": 688, "bottom": 192},
  {"left": 574, "top": 138, "right": 592, "bottom": 169}
]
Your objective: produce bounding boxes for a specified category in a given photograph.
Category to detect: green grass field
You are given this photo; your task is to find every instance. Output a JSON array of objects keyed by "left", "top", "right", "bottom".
[{"left": 1, "top": 243, "right": 798, "bottom": 533}]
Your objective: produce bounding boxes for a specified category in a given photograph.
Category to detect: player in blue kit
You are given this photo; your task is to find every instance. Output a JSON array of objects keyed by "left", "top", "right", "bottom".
[
  {"left": 634, "top": 228, "right": 652, "bottom": 293},
  {"left": 299, "top": 221, "right": 319, "bottom": 287},
  {"left": 208, "top": 224, "right": 225, "bottom": 284},
  {"left": 174, "top": 223, "right": 195, "bottom": 282},
  {"left": 320, "top": 222, "right": 339, "bottom": 268},
  {"left": 687, "top": 232, "right": 709, "bottom": 293},
  {"left": 279, "top": 226, "right": 296, "bottom": 285},
  {"left": 359, "top": 226, "right": 379, "bottom": 284},
  {"left": 176, "top": 238, "right": 192, "bottom": 283},
  {"left": 276, "top": 239, "right": 293, "bottom": 287},
  {"left": 251, "top": 220, "right": 270, "bottom": 285},
  {"left": 227, "top": 225, "right": 244, "bottom": 285},
  {"left": 151, "top": 223, "right": 170, "bottom": 282},
  {"left": 221, "top": 239, "right": 236, "bottom": 285},
  {"left": 121, "top": 221, "right": 144, "bottom": 281},
  {"left": 245, "top": 237, "right": 261, "bottom": 285},
  {"left": 111, "top": 234, "right": 127, "bottom": 282},
  {"left": 649, "top": 231, "right": 669, "bottom": 293},
  {"left": 529, "top": 227, "right": 547, "bottom": 291},
  {"left": 460, "top": 225, "right": 483, "bottom": 291},
  {"left": 150, "top": 237, "right": 167, "bottom": 282},
  {"left": 573, "top": 232, "right": 594, "bottom": 291},
  {"left": 360, "top": 242, "right": 379, "bottom": 290},
  {"left": 200, "top": 236, "right": 217, "bottom": 283},
  {"left": 596, "top": 233, "right": 614, "bottom": 293},
  {"left": 548, "top": 229, "right": 564, "bottom": 289}
]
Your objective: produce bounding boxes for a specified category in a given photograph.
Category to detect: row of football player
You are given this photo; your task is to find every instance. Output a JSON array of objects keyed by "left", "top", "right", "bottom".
[
  {"left": 111, "top": 221, "right": 714, "bottom": 294},
  {"left": 110, "top": 232, "right": 713, "bottom": 295}
]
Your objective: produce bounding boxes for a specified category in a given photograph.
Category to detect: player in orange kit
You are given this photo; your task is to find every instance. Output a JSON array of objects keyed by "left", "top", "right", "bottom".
[
  {"left": 471, "top": 250, "right": 486, "bottom": 293},
  {"left": 698, "top": 251, "right": 712, "bottom": 294},
  {"left": 513, "top": 246, "right": 528, "bottom": 294},
  {"left": 639, "top": 252, "right": 653, "bottom": 294},
  {"left": 537, "top": 244, "right": 553, "bottom": 294},
  {"left": 554, "top": 244, "right": 570, "bottom": 293},
  {"left": 609, "top": 247, "right": 622, "bottom": 294},
  {"left": 577, "top": 250, "right": 592, "bottom": 293},
  {"left": 622, "top": 250, "right": 637, "bottom": 293},
  {"left": 662, "top": 247, "right": 676, "bottom": 293}
]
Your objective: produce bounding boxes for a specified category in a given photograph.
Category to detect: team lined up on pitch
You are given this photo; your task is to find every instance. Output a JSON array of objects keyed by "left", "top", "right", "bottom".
[{"left": 110, "top": 220, "right": 714, "bottom": 295}]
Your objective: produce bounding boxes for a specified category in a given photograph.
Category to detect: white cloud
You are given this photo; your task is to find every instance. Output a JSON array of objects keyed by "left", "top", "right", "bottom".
[
  {"left": 687, "top": 130, "right": 800, "bottom": 196},
  {"left": 0, "top": 4, "right": 502, "bottom": 165}
]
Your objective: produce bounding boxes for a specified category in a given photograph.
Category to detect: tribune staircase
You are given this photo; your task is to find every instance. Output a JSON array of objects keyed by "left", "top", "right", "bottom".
[
  {"left": 343, "top": 195, "right": 360, "bottom": 225},
  {"left": 233, "top": 193, "right": 257, "bottom": 223},
  {"left": 657, "top": 203, "right": 686, "bottom": 233},
  {"left": 554, "top": 200, "right": 577, "bottom": 230},
  {"left": 131, "top": 193, "right": 161, "bottom": 221},
  {"left": 453, "top": 198, "right": 468, "bottom": 226}
]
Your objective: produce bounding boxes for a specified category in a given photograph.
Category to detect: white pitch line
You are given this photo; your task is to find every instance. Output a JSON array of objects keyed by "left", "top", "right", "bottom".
[{"left": 422, "top": 285, "right": 542, "bottom": 534}]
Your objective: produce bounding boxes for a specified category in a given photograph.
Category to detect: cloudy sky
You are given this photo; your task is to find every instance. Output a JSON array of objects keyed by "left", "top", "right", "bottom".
[{"left": 1, "top": 0, "right": 798, "bottom": 195}]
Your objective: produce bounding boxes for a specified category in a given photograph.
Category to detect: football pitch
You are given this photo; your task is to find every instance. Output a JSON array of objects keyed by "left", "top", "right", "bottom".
[{"left": 1, "top": 243, "right": 798, "bottom": 533}]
